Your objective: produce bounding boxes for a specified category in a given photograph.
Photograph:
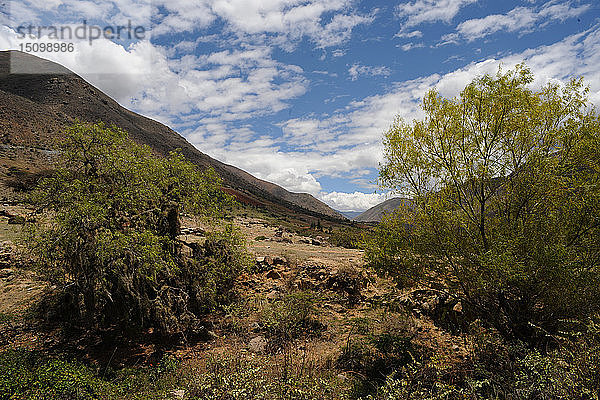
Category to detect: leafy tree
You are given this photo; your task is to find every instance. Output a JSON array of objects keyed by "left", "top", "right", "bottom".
[
  {"left": 366, "top": 65, "right": 600, "bottom": 344},
  {"left": 26, "top": 122, "right": 250, "bottom": 336}
]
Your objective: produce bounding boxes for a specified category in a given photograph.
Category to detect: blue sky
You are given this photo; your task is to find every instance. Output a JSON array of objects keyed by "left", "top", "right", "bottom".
[{"left": 1, "top": 0, "right": 600, "bottom": 211}]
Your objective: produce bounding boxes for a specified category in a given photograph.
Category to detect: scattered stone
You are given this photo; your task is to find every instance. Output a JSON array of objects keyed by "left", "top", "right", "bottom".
[
  {"left": 266, "top": 270, "right": 282, "bottom": 280},
  {"left": 8, "top": 215, "right": 25, "bottom": 225},
  {"left": 453, "top": 302, "right": 463, "bottom": 313},
  {"left": 272, "top": 256, "right": 287, "bottom": 266},
  {"left": 0, "top": 268, "right": 13, "bottom": 279},
  {"left": 180, "top": 244, "right": 193, "bottom": 258},
  {"left": 248, "top": 336, "right": 267, "bottom": 353},
  {"left": 250, "top": 322, "right": 262, "bottom": 332}
]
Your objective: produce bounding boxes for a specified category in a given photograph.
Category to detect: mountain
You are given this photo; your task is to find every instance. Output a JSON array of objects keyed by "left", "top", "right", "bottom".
[
  {"left": 339, "top": 211, "right": 363, "bottom": 220},
  {"left": 354, "top": 197, "right": 410, "bottom": 222},
  {"left": 0, "top": 51, "right": 344, "bottom": 220}
]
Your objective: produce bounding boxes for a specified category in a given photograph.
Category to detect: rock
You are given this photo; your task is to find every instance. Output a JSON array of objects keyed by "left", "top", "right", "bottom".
[
  {"left": 311, "top": 239, "right": 321, "bottom": 246},
  {"left": 180, "top": 244, "right": 193, "bottom": 258},
  {"left": 266, "top": 270, "right": 282, "bottom": 280},
  {"left": 0, "top": 268, "right": 13, "bottom": 279},
  {"left": 172, "top": 389, "right": 185, "bottom": 399},
  {"left": 299, "top": 238, "right": 312, "bottom": 244},
  {"left": 248, "top": 336, "right": 267, "bottom": 353},
  {"left": 272, "top": 256, "right": 287, "bottom": 266},
  {"left": 256, "top": 256, "right": 265, "bottom": 263},
  {"left": 453, "top": 302, "right": 463, "bottom": 313},
  {"left": 8, "top": 215, "right": 25, "bottom": 225},
  {"left": 250, "top": 322, "right": 262, "bottom": 332}
]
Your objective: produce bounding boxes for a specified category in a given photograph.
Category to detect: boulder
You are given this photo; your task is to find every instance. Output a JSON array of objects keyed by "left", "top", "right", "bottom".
[
  {"left": 249, "top": 336, "right": 267, "bottom": 353},
  {"left": 266, "top": 270, "right": 282, "bottom": 280}
]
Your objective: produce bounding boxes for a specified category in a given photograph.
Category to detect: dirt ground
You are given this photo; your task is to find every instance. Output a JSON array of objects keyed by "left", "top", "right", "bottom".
[{"left": 0, "top": 207, "right": 468, "bottom": 372}]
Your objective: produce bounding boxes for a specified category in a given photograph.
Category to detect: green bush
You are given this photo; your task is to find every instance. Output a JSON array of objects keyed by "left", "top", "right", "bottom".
[
  {"left": 260, "top": 291, "right": 325, "bottom": 347},
  {"left": 0, "top": 349, "right": 185, "bottom": 400},
  {"left": 187, "top": 354, "right": 347, "bottom": 400},
  {"left": 328, "top": 227, "right": 364, "bottom": 249},
  {"left": 360, "top": 320, "right": 600, "bottom": 400},
  {"left": 24, "top": 122, "right": 249, "bottom": 337},
  {"left": 367, "top": 65, "right": 600, "bottom": 345}
]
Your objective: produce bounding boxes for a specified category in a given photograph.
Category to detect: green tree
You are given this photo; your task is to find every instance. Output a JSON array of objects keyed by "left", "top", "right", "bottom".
[
  {"left": 366, "top": 65, "right": 600, "bottom": 344},
  {"left": 26, "top": 122, "right": 249, "bottom": 336}
]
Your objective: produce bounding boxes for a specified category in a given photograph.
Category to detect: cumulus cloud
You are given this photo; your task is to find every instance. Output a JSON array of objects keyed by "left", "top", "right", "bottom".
[
  {"left": 444, "top": 1, "right": 591, "bottom": 43},
  {"left": 6, "top": 0, "right": 374, "bottom": 50},
  {"left": 396, "top": 0, "right": 476, "bottom": 30},
  {"left": 319, "top": 191, "right": 389, "bottom": 212},
  {"left": 220, "top": 27, "right": 600, "bottom": 211}
]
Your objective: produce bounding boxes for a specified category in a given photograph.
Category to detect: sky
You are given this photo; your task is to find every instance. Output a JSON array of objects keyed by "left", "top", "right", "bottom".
[{"left": 1, "top": 0, "right": 599, "bottom": 212}]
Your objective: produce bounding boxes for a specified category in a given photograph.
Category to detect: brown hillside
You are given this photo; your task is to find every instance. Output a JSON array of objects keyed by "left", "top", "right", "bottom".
[{"left": 0, "top": 50, "right": 344, "bottom": 220}]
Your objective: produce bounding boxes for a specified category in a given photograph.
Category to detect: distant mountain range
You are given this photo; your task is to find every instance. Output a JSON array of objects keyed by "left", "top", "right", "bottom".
[
  {"left": 338, "top": 211, "right": 363, "bottom": 220},
  {"left": 0, "top": 51, "right": 344, "bottom": 221},
  {"left": 354, "top": 197, "right": 411, "bottom": 222}
]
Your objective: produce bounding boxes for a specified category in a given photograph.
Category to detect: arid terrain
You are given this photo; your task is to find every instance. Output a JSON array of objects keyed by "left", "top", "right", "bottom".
[{"left": 0, "top": 203, "right": 468, "bottom": 399}]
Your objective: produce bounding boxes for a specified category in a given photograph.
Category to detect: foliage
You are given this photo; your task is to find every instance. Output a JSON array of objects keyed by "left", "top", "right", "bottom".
[
  {"left": 360, "top": 319, "right": 600, "bottom": 400},
  {"left": 260, "top": 291, "right": 324, "bottom": 347},
  {"left": 328, "top": 227, "right": 365, "bottom": 249},
  {"left": 0, "top": 349, "right": 186, "bottom": 400},
  {"left": 336, "top": 316, "right": 427, "bottom": 399},
  {"left": 187, "top": 353, "right": 348, "bottom": 400},
  {"left": 24, "top": 122, "right": 249, "bottom": 336},
  {"left": 366, "top": 65, "right": 600, "bottom": 344}
]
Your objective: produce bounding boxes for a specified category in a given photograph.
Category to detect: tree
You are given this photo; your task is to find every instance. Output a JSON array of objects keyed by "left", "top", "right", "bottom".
[
  {"left": 26, "top": 122, "right": 250, "bottom": 336},
  {"left": 366, "top": 65, "right": 600, "bottom": 344}
]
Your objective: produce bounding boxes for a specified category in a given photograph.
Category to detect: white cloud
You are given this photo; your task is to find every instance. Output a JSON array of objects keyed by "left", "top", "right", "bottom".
[
  {"left": 6, "top": 0, "right": 373, "bottom": 50},
  {"left": 0, "top": 25, "right": 308, "bottom": 128},
  {"left": 446, "top": 1, "right": 591, "bottom": 42},
  {"left": 210, "top": 27, "right": 600, "bottom": 211},
  {"left": 396, "top": 0, "right": 476, "bottom": 29},
  {"left": 348, "top": 62, "right": 391, "bottom": 80},
  {"left": 332, "top": 49, "right": 346, "bottom": 57},
  {"left": 154, "top": 0, "right": 374, "bottom": 49},
  {"left": 319, "top": 191, "right": 389, "bottom": 212},
  {"left": 399, "top": 42, "right": 424, "bottom": 51},
  {"left": 396, "top": 29, "right": 422, "bottom": 38}
]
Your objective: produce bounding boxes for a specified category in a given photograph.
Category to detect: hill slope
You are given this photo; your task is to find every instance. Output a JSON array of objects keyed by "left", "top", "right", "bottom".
[
  {"left": 354, "top": 197, "right": 410, "bottom": 222},
  {"left": 0, "top": 51, "right": 343, "bottom": 220}
]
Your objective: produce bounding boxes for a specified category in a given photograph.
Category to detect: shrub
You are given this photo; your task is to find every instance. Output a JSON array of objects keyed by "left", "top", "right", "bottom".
[
  {"left": 367, "top": 65, "right": 600, "bottom": 345},
  {"left": 0, "top": 349, "right": 185, "bottom": 399},
  {"left": 187, "top": 353, "right": 348, "bottom": 400},
  {"left": 328, "top": 227, "right": 364, "bottom": 249},
  {"left": 24, "top": 122, "right": 249, "bottom": 337},
  {"left": 260, "top": 291, "right": 325, "bottom": 347}
]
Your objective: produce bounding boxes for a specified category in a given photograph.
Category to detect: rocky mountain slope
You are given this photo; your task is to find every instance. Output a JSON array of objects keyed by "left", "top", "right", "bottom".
[{"left": 0, "top": 50, "right": 343, "bottom": 220}]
